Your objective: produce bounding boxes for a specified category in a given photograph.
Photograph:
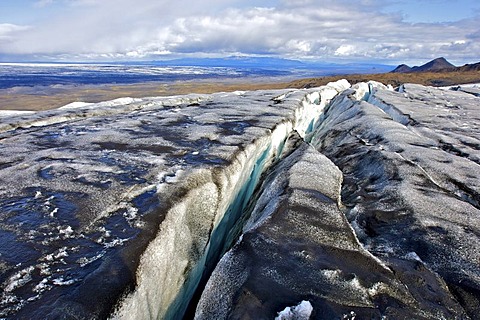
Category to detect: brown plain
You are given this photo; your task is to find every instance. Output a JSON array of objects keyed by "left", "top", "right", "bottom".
[{"left": 1, "top": 70, "right": 479, "bottom": 111}]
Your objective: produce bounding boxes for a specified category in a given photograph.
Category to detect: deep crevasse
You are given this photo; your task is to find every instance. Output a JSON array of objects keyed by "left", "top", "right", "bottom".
[{"left": 110, "top": 80, "right": 351, "bottom": 320}]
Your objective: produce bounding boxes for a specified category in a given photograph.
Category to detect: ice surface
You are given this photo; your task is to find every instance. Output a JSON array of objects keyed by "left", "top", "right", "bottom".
[
  {"left": 310, "top": 82, "right": 480, "bottom": 318},
  {"left": 1, "top": 79, "right": 478, "bottom": 319},
  {"left": 196, "top": 140, "right": 429, "bottom": 318}
]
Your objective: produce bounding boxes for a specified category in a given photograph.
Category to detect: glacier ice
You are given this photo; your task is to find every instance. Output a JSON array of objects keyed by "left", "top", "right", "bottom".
[
  {"left": 196, "top": 82, "right": 480, "bottom": 319},
  {"left": 1, "top": 79, "right": 479, "bottom": 319},
  {"left": 0, "top": 81, "right": 346, "bottom": 318}
]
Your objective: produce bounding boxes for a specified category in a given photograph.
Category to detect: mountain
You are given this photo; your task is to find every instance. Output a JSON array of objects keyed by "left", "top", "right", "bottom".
[
  {"left": 458, "top": 62, "right": 480, "bottom": 72},
  {"left": 412, "top": 57, "right": 456, "bottom": 72},
  {"left": 391, "top": 64, "right": 412, "bottom": 73},
  {"left": 391, "top": 57, "right": 456, "bottom": 73}
]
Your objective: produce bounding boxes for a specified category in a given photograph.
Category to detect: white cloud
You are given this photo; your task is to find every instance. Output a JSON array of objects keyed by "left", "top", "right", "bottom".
[
  {"left": 1, "top": 0, "right": 479, "bottom": 63},
  {"left": 335, "top": 45, "right": 355, "bottom": 56},
  {"left": 34, "top": 0, "right": 55, "bottom": 8},
  {"left": 0, "top": 24, "right": 29, "bottom": 34},
  {"left": 34, "top": 0, "right": 99, "bottom": 7},
  {"left": 0, "top": 24, "right": 30, "bottom": 44}
]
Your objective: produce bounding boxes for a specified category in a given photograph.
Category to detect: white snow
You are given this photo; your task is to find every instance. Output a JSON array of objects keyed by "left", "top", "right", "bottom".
[
  {"left": 52, "top": 277, "right": 76, "bottom": 286},
  {"left": 275, "top": 300, "right": 313, "bottom": 320},
  {"left": 42, "top": 247, "right": 69, "bottom": 262},
  {"left": 77, "top": 252, "right": 105, "bottom": 267},
  {"left": 59, "top": 101, "right": 94, "bottom": 109},
  {"left": 95, "top": 97, "right": 141, "bottom": 107},
  {"left": 404, "top": 251, "right": 423, "bottom": 262},
  {"left": 440, "top": 83, "right": 480, "bottom": 90},
  {"left": 4, "top": 267, "right": 35, "bottom": 292},
  {"left": 327, "top": 79, "right": 350, "bottom": 92},
  {"left": 49, "top": 208, "right": 59, "bottom": 217},
  {"left": 58, "top": 225, "right": 74, "bottom": 238},
  {"left": 0, "top": 110, "right": 35, "bottom": 117},
  {"left": 103, "top": 238, "right": 129, "bottom": 248},
  {"left": 124, "top": 207, "right": 139, "bottom": 221},
  {"left": 33, "top": 279, "right": 51, "bottom": 294},
  {"left": 342, "top": 311, "right": 357, "bottom": 320}
]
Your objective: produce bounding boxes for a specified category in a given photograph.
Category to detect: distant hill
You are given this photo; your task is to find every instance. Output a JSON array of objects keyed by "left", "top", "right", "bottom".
[
  {"left": 412, "top": 57, "right": 456, "bottom": 72},
  {"left": 391, "top": 64, "right": 412, "bottom": 73},
  {"left": 458, "top": 62, "right": 480, "bottom": 72},
  {"left": 391, "top": 57, "right": 480, "bottom": 74},
  {"left": 288, "top": 60, "right": 480, "bottom": 89},
  {"left": 392, "top": 57, "right": 457, "bottom": 73}
]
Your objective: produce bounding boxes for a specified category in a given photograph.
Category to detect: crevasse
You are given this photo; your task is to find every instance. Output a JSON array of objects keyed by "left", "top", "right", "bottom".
[{"left": 110, "top": 80, "right": 350, "bottom": 320}]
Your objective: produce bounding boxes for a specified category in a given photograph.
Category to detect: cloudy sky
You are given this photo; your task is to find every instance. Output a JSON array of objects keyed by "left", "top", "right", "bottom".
[{"left": 0, "top": 0, "right": 479, "bottom": 64}]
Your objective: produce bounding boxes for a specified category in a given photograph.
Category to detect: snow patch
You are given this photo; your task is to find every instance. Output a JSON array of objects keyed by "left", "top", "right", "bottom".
[
  {"left": 59, "top": 101, "right": 93, "bottom": 109},
  {"left": 33, "top": 279, "right": 51, "bottom": 294},
  {"left": 0, "top": 110, "right": 35, "bottom": 117},
  {"left": 58, "top": 225, "right": 74, "bottom": 238},
  {"left": 275, "top": 300, "right": 313, "bottom": 320},
  {"left": 124, "top": 207, "right": 139, "bottom": 221},
  {"left": 404, "top": 252, "right": 423, "bottom": 262},
  {"left": 4, "top": 266, "right": 35, "bottom": 292},
  {"left": 52, "top": 277, "right": 76, "bottom": 286},
  {"left": 96, "top": 97, "right": 141, "bottom": 107}
]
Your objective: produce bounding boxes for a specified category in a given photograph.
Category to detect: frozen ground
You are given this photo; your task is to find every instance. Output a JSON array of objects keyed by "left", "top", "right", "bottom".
[{"left": 0, "top": 80, "right": 479, "bottom": 319}]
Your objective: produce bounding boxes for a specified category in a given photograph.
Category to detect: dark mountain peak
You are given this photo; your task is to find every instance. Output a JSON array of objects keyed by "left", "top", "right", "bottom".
[
  {"left": 412, "top": 57, "right": 456, "bottom": 72},
  {"left": 391, "top": 57, "right": 456, "bottom": 73},
  {"left": 432, "top": 57, "right": 451, "bottom": 64},
  {"left": 391, "top": 64, "right": 412, "bottom": 73}
]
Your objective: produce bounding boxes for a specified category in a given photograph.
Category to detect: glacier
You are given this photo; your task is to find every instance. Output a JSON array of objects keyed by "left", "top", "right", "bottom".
[{"left": 0, "top": 81, "right": 479, "bottom": 319}]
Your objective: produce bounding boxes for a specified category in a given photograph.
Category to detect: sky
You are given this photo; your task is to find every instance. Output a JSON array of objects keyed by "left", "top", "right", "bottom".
[{"left": 0, "top": 0, "right": 479, "bottom": 64}]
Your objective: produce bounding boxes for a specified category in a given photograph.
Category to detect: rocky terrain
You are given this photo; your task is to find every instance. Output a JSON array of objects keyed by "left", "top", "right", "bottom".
[
  {"left": 0, "top": 80, "right": 479, "bottom": 319},
  {"left": 289, "top": 58, "right": 480, "bottom": 89},
  {"left": 391, "top": 57, "right": 480, "bottom": 74},
  {"left": 391, "top": 57, "right": 456, "bottom": 73}
]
